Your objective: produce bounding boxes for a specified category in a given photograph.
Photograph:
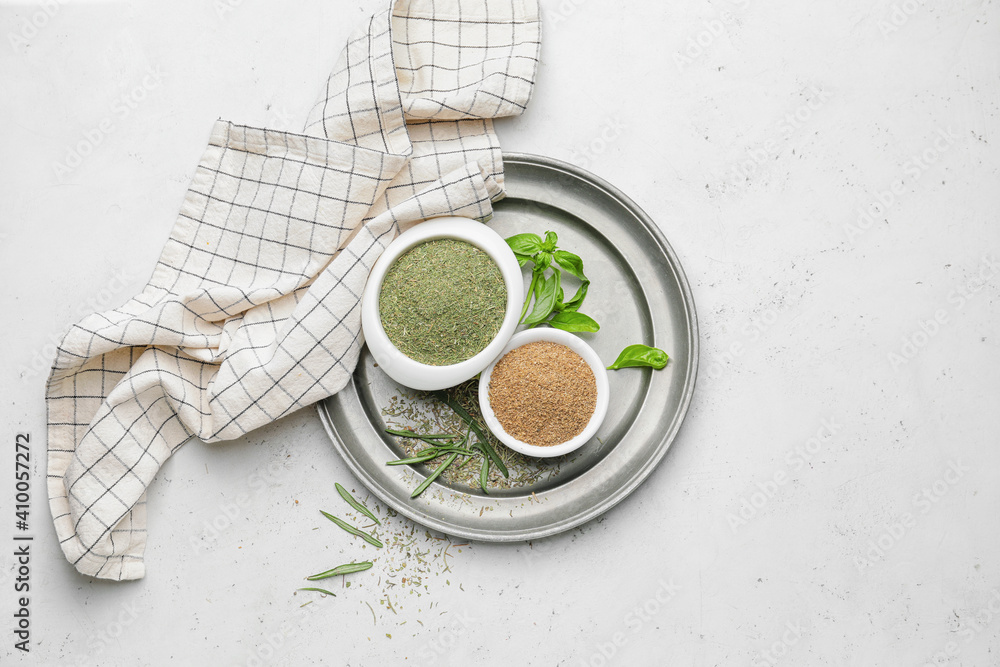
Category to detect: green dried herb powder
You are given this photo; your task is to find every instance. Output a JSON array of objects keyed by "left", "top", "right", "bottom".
[{"left": 379, "top": 239, "right": 507, "bottom": 366}]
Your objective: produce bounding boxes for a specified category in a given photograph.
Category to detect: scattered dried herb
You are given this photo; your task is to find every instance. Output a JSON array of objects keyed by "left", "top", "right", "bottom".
[
  {"left": 488, "top": 341, "right": 597, "bottom": 447},
  {"left": 336, "top": 482, "right": 381, "bottom": 526},
  {"left": 379, "top": 239, "right": 507, "bottom": 366},
  {"left": 297, "top": 501, "right": 472, "bottom": 617},
  {"left": 306, "top": 562, "right": 373, "bottom": 581},
  {"left": 320, "top": 511, "right": 383, "bottom": 548}
]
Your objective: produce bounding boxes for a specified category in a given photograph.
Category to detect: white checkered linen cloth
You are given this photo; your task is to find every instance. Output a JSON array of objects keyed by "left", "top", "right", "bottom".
[{"left": 46, "top": 0, "right": 540, "bottom": 581}]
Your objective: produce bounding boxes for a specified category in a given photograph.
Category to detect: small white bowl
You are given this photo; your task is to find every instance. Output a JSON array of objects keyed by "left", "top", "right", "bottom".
[
  {"left": 361, "top": 217, "right": 522, "bottom": 391},
  {"left": 477, "top": 328, "right": 610, "bottom": 458}
]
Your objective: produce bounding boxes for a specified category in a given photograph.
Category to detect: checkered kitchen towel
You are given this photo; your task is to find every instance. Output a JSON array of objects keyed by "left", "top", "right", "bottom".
[{"left": 46, "top": 0, "right": 540, "bottom": 580}]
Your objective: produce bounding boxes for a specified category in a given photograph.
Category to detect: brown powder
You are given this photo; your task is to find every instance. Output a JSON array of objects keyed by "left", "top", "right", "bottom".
[{"left": 487, "top": 341, "right": 597, "bottom": 447}]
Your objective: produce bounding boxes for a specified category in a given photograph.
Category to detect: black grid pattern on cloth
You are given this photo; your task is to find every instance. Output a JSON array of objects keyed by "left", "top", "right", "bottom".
[{"left": 46, "top": 0, "right": 540, "bottom": 581}]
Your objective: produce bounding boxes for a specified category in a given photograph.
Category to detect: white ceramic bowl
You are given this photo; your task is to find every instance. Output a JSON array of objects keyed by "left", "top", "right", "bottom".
[
  {"left": 477, "top": 328, "right": 610, "bottom": 458},
  {"left": 361, "top": 217, "right": 522, "bottom": 391}
]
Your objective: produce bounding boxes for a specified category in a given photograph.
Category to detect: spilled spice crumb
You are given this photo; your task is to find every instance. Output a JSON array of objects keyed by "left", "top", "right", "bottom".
[{"left": 488, "top": 341, "right": 596, "bottom": 447}]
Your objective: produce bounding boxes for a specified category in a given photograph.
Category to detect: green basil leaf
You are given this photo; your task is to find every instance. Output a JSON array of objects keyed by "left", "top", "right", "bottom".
[
  {"left": 547, "top": 311, "right": 600, "bottom": 333},
  {"left": 552, "top": 250, "right": 587, "bottom": 281},
  {"left": 606, "top": 344, "right": 670, "bottom": 370},
  {"left": 514, "top": 252, "right": 532, "bottom": 268},
  {"left": 542, "top": 231, "right": 558, "bottom": 252},
  {"left": 523, "top": 272, "right": 560, "bottom": 327},
  {"left": 561, "top": 280, "right": 589, "bottom": 313},
  {"left": 535, "top": 251, "right": 552, "bottom": 271},
  {"left": 506, "top": 233, "right": 543, "bottom": 256}
]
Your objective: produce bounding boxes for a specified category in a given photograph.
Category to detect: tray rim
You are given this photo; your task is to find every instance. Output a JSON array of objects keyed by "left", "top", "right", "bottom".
[{"left": 316, "top": 151, "right": 699, "bottom": 542}]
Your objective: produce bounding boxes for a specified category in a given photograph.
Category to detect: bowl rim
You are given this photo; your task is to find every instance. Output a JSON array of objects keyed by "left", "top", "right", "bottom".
[
  {"left": 360, "top": 216, "right": 522, "bottom": 391},
  {"left": 477, "top": 328, "right": 610, "bottom": 458}
]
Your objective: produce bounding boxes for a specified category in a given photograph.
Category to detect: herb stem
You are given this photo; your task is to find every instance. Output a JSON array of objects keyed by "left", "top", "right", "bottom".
[
  {"left": 335, "top": 482, "right": 381, "bottom": 526},
  {"left": 320, "top": 511, "right": 383, "bottom": 548},
  {"left": 386, "top": 428, "right": 464, "bottom": 448},
  {"left": 479, "top": 456, "right": 490, "bottom": 494},
  {"left": 385, "top": 429, "right": 456, "bottom": 440},
  {"left": 297, "top": 587, "right": 337, "bottom": 596},
  {"left": 386, "top": 446, "right": 475, "bottom": 466},
  {"left": 306, "top": 562, "right": 373, "bottom": 580},
  {"left": 432, "top": 391, "right": 509, "bottom": 478},
  {"left": 410, "top": 452, "right": 459, "bottom": 499},
  {"left": 518, "top": 271, "right": 540, "bottom": 323},
  {"left": 386, "top": 452, "right": 443, "bottom": 466}
]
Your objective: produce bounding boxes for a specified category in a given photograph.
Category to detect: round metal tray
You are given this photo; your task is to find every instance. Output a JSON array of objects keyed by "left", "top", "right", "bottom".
[{"left": 316, "top": 153, "right": 698, "bottom": 542}]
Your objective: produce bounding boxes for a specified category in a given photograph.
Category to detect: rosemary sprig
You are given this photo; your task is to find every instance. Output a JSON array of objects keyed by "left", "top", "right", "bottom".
[
  {"left": 411, "top": 452, "right": 459, "bottom": 499},
  {"left": 335, "top": 482, "right": 381, "bottom": 526},
  {"left": 385, "top": 446, "right": 475, "bottom": 466},
  {"left": 479, "top": 456, "right": 489, "bottom": 494},
  {"left": 433, "top": 391, "right": 509, "bottom": 478},
  {"left": 461, "top": 423, "right": 490, "bottom": 495},
  {"left": 297, "top": 587, "right": 337, "bottom": 596},
  {"left": 320, "top": 510, "right": 383, "bottom": 548},
  {"left": 386, "top": 451, "right": 444, "bottom": 466},
  {"left": 385, "top": 429, "right": 456, "bottom": 441},
  {"left": 385, "top": 429, "right": 465, "bottom": 450},
  {"left": 306, "top": 562, "right": 373, "bottom": 581}
]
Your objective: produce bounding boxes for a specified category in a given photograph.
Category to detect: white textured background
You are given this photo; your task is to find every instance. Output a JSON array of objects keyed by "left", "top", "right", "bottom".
[{"left": 2, "top": 0, "right": 999, "bottom": 665}]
